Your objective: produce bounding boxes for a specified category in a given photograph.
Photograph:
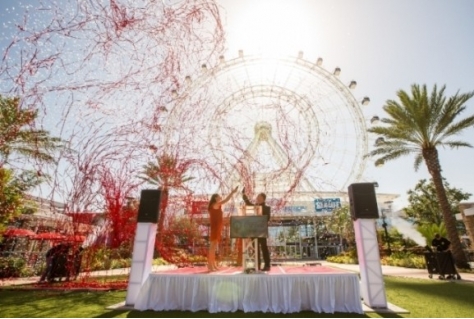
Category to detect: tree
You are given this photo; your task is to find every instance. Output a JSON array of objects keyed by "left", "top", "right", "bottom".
[
  {"left": 286, "top": 226, "right": 300, "bottom": 242},
  {"left": 368, "top": 84, "right": 474, "bottom": 269},
  {"left": 0, "top": 95, "right": 63, "bottom": 167},
  {"left": 404, "top": 178, "right": 471, "bottom": 228},
  {"left": 0, "top": 95, "right": 63, "bottom": 236},
  {"left": 0, "top": 168, "right": 43, "bottom": 237},
  {"left": 327, "top": 205, "right": 354, "bottom": 245},
  {"left": 158, "top": 215, "right": 205, "bottom": 265},
  {"left": 100, "top": 168, "right": 139, "bottom": 249},
  {"left": 167, "top": 215, "right": 202, "bottom": 247},
  {"left": 140, "top": 154, "right": 194, "bottom": 247}
]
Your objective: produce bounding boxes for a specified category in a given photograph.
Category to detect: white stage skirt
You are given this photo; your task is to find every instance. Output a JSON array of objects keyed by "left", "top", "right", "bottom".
[{"left": 134, "top": 272, "right": 363, "bottom": 314}]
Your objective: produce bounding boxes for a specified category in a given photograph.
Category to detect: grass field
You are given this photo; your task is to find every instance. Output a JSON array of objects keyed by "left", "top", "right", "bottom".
[{"left": 1, "top": 277, "right": 473, "bottom": 318}]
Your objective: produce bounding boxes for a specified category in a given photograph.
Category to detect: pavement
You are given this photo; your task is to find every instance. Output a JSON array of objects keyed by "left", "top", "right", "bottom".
[
  {"left": 0, "top": 265, "right": 176, "bottom": 287},
  {"left": 324, "top": 261, "right": 474, "bottom": 282},
  {"left": 1, "top": 262, "right": 473, "bottom": 287}
]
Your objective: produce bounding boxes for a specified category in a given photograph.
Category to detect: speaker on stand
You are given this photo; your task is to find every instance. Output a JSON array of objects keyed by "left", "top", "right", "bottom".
[
  {"left": 348, "top": 182, "right": 379, "bottom": 220},
  {"left": 348, "top": 182, "right": 387, "bottom": 309},
  {"left": 125, "top": 189, "right": 162, "bottom": 306},
  {"left": 137, "top": 189, "right": 162, "bottom": 223}
]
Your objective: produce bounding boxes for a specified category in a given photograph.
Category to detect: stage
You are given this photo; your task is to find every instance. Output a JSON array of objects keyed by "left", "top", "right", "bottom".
[{"left": 133, "top": 265, "right": 363, "bottom": 314}]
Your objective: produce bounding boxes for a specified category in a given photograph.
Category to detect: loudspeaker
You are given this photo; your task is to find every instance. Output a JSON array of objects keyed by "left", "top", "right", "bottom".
[
  {"left": 348, "top": 183, "right": 379, "bottom": 220},
  {"left": 137, "top": 189, "right": 161, "bottom": 223}
]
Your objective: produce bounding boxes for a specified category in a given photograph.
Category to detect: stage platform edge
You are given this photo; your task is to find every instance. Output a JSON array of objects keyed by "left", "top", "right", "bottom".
[
  {"left": 133, "top": 266, "right": 363, "bottom": 313},
  {"left": 107, "top": 266, "right": 408, "bottom": 314}
]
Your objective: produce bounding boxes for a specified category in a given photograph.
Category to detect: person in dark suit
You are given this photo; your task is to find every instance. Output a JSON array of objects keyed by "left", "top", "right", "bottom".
[
  {"left": 242, "top": 188, "right": 271, "bottom": 271},
  {"left": 73, "top": 247, "right": 84, "bottom": 280},
  {"left": 432, "top": 234, "right": 451, "bottom": 252},
  {"left": 39, "top": 244, "right": 58, "bottom": 282}
]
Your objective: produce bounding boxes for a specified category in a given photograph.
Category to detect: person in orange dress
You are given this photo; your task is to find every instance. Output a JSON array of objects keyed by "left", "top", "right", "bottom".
[{"left": 207, "top": 186, "right": 238, "bottom": 271}]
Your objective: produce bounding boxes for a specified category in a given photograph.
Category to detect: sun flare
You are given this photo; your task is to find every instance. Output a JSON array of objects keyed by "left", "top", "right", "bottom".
[{"left": 225, "top": 0, "right": 317, "bottom": 58}]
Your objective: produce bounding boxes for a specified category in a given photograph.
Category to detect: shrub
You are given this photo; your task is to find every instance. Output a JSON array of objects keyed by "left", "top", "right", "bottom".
[
  {"left": 19, "top": 266, "right": 36, "bottom": 277},
  {"left": 152, "top": 258, "right": 169, "bottom": 266},
  {"left": 188, "top": 255, "right": 206, "bottom": 263},
  {"left": 110, "top": 258, "right": 131, "bottom": 269},
  {"left": 326, "top": 249, "right": 358, "bottom": 264},
  {"left": 329, "top": 250, "right": 427, "bottom": 270},
  {"left": 81, "top": 246, "right": 133, "bottom": 271},
  {"left": 381, "top": 252, "right": 426, "bottom": 269},
  {"left": 0, "top": 257, "right": 26, "bottom": 278},
  {"left": 326, "top": 255, "right": 358, "bottom": 264}
]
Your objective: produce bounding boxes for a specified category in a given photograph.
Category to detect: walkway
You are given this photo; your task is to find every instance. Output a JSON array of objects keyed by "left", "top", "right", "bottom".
[
  {"left": 1, "top": 262, "right": 473, "bottom": 287},
  {"left": 0, "top": 265, "right": 176, "bottom": 287},
  {"left": 324, "top": 261, "right": 474, "bottom": 282}
]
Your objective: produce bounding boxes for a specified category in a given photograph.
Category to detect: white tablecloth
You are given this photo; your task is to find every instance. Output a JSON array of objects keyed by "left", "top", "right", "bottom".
[{"left": 134, "top": 273, "right": 363, "bottom": 314}]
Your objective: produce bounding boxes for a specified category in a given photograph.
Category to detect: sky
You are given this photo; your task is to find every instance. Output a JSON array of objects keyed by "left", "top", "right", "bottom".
[
  {"left": 218, "top": 0, "right": 474, "bottom": 207},
  {"left": 1, "top": 0, "right": 474, "bottom": 210}
]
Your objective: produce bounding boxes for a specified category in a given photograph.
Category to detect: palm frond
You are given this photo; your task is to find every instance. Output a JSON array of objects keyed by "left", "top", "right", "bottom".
[
  {"left": 181, "top": 176, "right": 195, "bottom": 183},
  {"left": 383, "top": 99, "right": 417, "bottom": 130},
  {"left": 139, "top": 153, "right": 196, "bottom": 190},
  {"left": 431, "top": 87, "right": 458, "bottom": 137},
  {"left": 381, "top": 97, "right": 428, "bottom": 144},
  {"left": 8, "top": 146, "right": 57, "bottom": 163},
  {"left": 1, "top": 125, "right": 64, "bottom": 165},
  {"left": 442, "top": 141, "right": 473, "bottom": 149},
  {"left": 368, "top": 126, "right": 420, "bottom": 144},
  {"left": 433, "top": 90, "right": 474, "bottom": 141},
  {"left": 427, "top": 85, "right": 447, "bottom": 140},
  {"left": 367, "top": 139, "right": 418, "bottom": 156},
  {"left": 441, "top": 115, "right": 474, "bottom": 139},
  {"left": 138, "top": 175, "right": 162, "bottom": 186},
  {"left": 414, "top": 153, "right": 424, "bottom": 171},
  {"left": 369, "top": 149, "right": 412, "bottom": 166}
]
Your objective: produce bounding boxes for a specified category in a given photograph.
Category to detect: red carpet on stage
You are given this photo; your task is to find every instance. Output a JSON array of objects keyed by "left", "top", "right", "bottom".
[{"left": 156, "top": 265, "right": 348, "bottom": 275}]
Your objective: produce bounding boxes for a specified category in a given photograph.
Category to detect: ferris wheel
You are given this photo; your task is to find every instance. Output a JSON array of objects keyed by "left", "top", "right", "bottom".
[{"left": 161, "top": 51, "right": 370, "bottom": 195}]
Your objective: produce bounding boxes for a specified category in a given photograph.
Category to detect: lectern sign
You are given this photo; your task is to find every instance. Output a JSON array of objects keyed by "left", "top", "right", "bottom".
[{"left": 230, "top": 216, "right": 268, "bottom": 238}]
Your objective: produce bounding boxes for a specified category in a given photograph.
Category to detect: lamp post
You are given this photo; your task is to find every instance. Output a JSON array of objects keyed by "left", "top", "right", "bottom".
[
  {"left": 381, "top": 210, "right": 391, "bottom": 256},
  {"left": 381, "top": 201, "right": 393, "bottom": 256}
]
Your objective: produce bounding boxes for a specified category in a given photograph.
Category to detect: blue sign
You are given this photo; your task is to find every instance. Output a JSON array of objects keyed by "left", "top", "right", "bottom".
[{"left": 314, "top": 198, "right": 341, "bottom": 213}]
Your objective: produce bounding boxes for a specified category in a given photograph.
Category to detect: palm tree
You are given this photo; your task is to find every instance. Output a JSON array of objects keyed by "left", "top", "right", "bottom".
[
  {"left": 418, "top": 223, "right": 447, "bottom": 247},
  {"left": 0, "top": 96, "right": 63, "bottom": 235},
  {"left": 140, "top": 154, "right": 194, "bottom": 243},
  {"left": 368, "top": 84, "right": 474, "bottom": 268},
  {"left": 0, "top": 95, "right": 63, "bottom": 167}
]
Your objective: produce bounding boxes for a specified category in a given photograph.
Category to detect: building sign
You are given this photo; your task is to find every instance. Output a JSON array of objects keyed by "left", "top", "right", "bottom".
[
  {"left": 282, "top": 206, "right": 307, "bottom": 215},
  {"left": 314, "top": 198, "right": 341, "bottom": 213}
]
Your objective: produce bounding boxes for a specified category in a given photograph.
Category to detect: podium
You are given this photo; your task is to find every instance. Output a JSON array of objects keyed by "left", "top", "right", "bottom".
[{"left": 230, "top": 206, "right": 267, "bottom": 273}]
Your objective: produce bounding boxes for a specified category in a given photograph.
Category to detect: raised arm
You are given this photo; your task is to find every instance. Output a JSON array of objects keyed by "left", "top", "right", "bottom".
[
  {"left": 216, "top": 186, "right": 239, "bottom": 206},
  {"left": 241, "top": 187, "right": 253, "bottom": 206}
]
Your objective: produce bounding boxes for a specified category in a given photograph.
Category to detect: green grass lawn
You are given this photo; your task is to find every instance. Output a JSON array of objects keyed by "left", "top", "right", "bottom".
[{"left": 0, "top": 277, "right": 473, "bottom": 318}]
